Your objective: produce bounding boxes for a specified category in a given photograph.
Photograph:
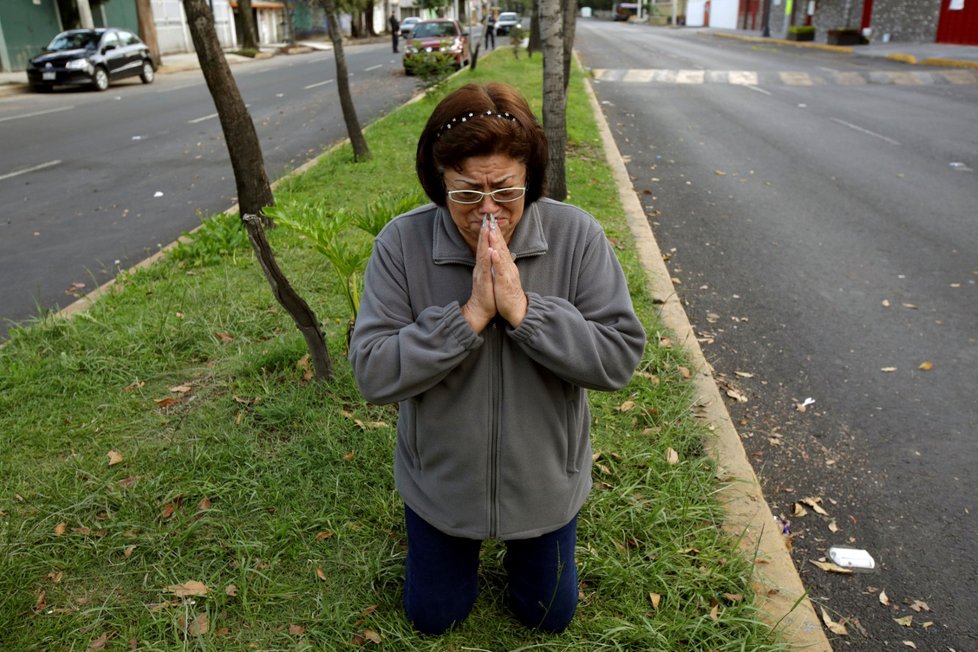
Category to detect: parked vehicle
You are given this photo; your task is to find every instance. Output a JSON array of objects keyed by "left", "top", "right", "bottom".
[
  {"left": 400, "top": 16, "right": 421, "bottom": 38},
  {"left": 26, "top": 28, "right": 156, "bottom": 92},
  {"left": 495, "top": 12, "right": 521, "bottom": 35},
  {"left": 403, "top": 19, "right": 471, "bottom": 75}
]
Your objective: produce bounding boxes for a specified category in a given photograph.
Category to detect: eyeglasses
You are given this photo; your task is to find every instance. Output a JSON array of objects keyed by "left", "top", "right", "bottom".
[{"left": 446, "top": 186, "right": 526, "bottom": 205}]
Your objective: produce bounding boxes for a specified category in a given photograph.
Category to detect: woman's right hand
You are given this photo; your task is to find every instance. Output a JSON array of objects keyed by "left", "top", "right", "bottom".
[{"left": 461, "top": 219, "right": 496, "bottom": 333}]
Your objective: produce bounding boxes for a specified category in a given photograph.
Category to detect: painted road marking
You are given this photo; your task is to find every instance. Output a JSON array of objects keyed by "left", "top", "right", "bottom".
[
  {"left": 304, "top": 79, "right": 335, "bottom": 89},
  {"left": 364, "top": 64, "right": 382, "bottom": 72},
  {"left": 831, "top": 118, "right": 901, "bottom": 146},
  {"left": 0, "top": 160, "right": 62, "bottom": 182},
  {"left": 0, "top": 106, "right": 74, "bottom": 123},
  {"left": 590, "top": 68, "right": 976, "bottom": 86},
  {"left": 188, "top": 112, "right": 218, "bottom": 124}
]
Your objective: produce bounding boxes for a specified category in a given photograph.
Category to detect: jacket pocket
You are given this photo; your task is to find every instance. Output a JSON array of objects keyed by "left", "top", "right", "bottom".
[{"left": 565, "top": 397, "right": 585, "bottom": 474}]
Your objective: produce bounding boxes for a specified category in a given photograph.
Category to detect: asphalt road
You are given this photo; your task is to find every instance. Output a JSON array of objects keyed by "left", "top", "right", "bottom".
[
  {"left": 0, "top": 41, "right": 416, "bottom": 339},
  {"left": 575, "top": 20, "right": 977, "bottom": 650}
]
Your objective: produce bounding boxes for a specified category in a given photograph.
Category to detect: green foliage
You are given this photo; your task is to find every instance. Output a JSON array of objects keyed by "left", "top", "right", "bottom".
[
  {"left": 509, "top": 25, "right": 526, "bottom": 58},
  {"left": 788, "top": 25, "right": 815, "bottom": 35},
  {"left": 169, "top": 211, "right": 251, "bottom": 268},
  {"left": 266, "top": 191, "right": 425, "bottom": 322},
  {"left": 231, "top": 47, "right": 261, "bottom": 58},
  {"left": 407, "top": 51, "right": 457, "bottom": 92}
]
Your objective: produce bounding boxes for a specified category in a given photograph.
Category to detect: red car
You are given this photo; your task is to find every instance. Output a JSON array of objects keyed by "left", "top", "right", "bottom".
[{"left": 403, "top": 19, "right": 471, "bottom": 75}]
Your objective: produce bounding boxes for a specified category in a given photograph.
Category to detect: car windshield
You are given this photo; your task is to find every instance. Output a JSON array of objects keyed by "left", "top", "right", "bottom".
[
  {"left": 499, "top": 13, "right": 517, "bottom": 20},
  {"left": 47, "top": 31, "right": 100, "bottom": 51},
  {"left": 413, "top": 22, "right": 457, "bottom": 38}
]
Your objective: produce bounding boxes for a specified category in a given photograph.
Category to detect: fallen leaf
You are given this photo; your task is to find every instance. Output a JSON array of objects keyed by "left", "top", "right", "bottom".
[
  {"left": 35, "top": 590, "right": 46, "bottom": 612},
  {"left": 649, "top": 592, "right": 661, "bottom": 609},
  {"left": 197, "top": 497, "right": 212, "bottom": 512},
  {"left": 343, "top": 450, "right": 356, "bottom": 462},
  {"left": 901, "top": 303, "right": 918, "bottom": 310},
  {"left": 154, "top": 397, "right": 179, "bottom": 408},
  {"left": 165, "top": 580, "right": 209, "bottom": 597},
  {"left": 909, "top": 599, "right": 930, "bottom": 612},
  {"left": 882, "top": 299, "right": 891, "bottom": 307},
  {"left": 289, "top": 624, "right": 305, "bottom": 636},
  {"left": 723, "top": 592, "right": 743, "bottom": 603},
  {"left": 161, "top": 502, "right": 177, "bottom": 519},
  {"left": 820, "top": 607, "right": 849, "bottom": 636},
  {"left": 810, "top": 559, "right": 853, "bottom": 574},
  {"left": 902, "top": 641, "right": 917, "bottom": 649},
  {"left": 879, "top": 590, "right": 891, "bottom": 606},
  {"left": 828, "top": 520, "right": 840, "bottom": 533},
  {"left": 225, "top": 583, "right": 238, "bottom": 597},
  {"left": 188, "top": 612, "right": 209, "bottom": 636},
  {"left": 316, "top": 531, "right": 335, "bottom": 541},
  {"left": 123, "top": 380, "right": 144, "bottom": 392},
  {"left": 921, "top": 621, "right": 934, "bottom": 629},
  {"left": 617, "top": 400, "right": 636, "bottom": 412},
  {"left": 117, "top": 476, "right": 140, "bottom": 489},
  {"left": 726, "top": 388, "right": 748, "bottom": 402},
  {"left": 709, "top": 604, "right": 719, "bottom": 621},
  {"left": 918, "top": 361, "right": 934, "bottom": 371},
  {"left": 87, "top": 633, "right": 110, "bottom": 650},
  {"left": 714, "top": 169, "right": 727, "bottom": 176},
  {"left": 894, "top": 615, "right": 913, "bottom": 627},
  {"left": 881, "top": 367, "right": 897, "bottom": 373},
  {"left": 677, "top": 365, "right": 691, "bottom": 379},
  {"left": 800, "top": 496, "right": 830, "bottom": 516},
  {"left": 793, "top": 503, "right": 808, "bottom": 517},
  {"left": 666, "top": 448, "right": 680, "bottom": 465},
  {"left": 47, "top": 570, "right": 64, "bottom": 583},
  {"left": 316, "top": 567, "right": 327, "bottom": 581},
  {"left": 215, "top": 332, "right": 235, "bottom": 342},
  {"left": 54, "top": 521, "right": 67, "bottom": 536},
  {"left": 107, "top": 450, "right": 124, "bottom": 466},
  {"left": 169, "top": 384, "right": 193, "bottom": 394},
  {"left": 734, "top": 371, "right": 754, "bottom": 378},
  {"left": 123, "top": 545, "right": 136, "bottom": 559},
  {"left": 362, "top": 629, "right": 383, "bottom": 643}
]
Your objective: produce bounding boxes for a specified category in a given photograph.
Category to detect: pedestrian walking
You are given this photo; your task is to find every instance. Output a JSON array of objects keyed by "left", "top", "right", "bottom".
[
  {"left": 349, "top": 82, "right": 646, "bottom": 635},
  {"left": 390, "top": 11, "right": 400, "bottom": 53},
  {"left": 484, "top": 13, "right": 496, "bottom": 50}
]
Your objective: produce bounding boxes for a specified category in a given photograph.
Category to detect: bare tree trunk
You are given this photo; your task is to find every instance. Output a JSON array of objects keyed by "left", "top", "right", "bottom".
[
  {"left": 528, "top": 0, "right": 541, "bottom": 57},
  {"left": 540, "top": 0, "right": 567, "bottom": 201},
  {"left": 365, "top": 2, "right": 378, "bottom": 36},
  {"left": 239, "top": 0, "right": 260, "bottom": 50},
  {"left": 182, "top": 0, "right": 334, "bottom": 380},
  {"left": 323, "top": 0, "right": 372, "bottom": 161},
  {"left": 136, "top": 0, "right": 161, "bottom": 67},
  {"left": 562, "top": 0, "right": 577, "bottom": 91}
]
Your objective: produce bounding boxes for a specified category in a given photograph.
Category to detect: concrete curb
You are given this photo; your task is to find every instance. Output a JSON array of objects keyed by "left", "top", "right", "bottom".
[{"left": 582, "top": 70, "right": 832, "bottom": 651}]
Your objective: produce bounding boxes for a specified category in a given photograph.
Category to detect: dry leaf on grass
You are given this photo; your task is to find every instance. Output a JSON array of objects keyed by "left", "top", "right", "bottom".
[
  {"left": 87, "top": 633, "right": 110, "bottom": 650},
  {"left": 649, "top": 592, "right": 661, "bottom": 609},
  {"left": 316, "top": 567, "right": 327, "bottom": 581},
  {"left": 165, "top": 580, "right": 209, "bottom": 597},
  {"left": 54, "top": 522, "right": 67, "bottom": 536},
  {"left": 665, "top": 448, "right": 680, "bottom": 465},
  {"left": 289, "top": 624, "right": 305, "bottom": 636},
  {"left": 225, "top": 584, "right": 238, "bottom": 597},
  {"left": 107, "top": 450, "right": 124, "bottom": 466},
  {"left": 188, "top": 613, "right": 209, "bottom": 636}
]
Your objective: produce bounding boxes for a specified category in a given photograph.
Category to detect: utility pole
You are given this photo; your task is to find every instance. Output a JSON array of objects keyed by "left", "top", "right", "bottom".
[{"left": 761, "top": 0, "right": 771, "bottom": 36}]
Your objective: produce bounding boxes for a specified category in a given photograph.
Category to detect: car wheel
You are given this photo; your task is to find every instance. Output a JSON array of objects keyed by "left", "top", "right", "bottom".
[
  {"left": 92, "top": 67, "right": 109, "bottom": 91},
  {"left": 140, "top": 60, "right": 155, "bottom": 84}
]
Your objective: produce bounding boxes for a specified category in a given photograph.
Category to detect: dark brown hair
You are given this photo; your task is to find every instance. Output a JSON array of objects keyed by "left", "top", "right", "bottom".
[{"left": 416, "top": 83, "right": 548, "bottom": 206}]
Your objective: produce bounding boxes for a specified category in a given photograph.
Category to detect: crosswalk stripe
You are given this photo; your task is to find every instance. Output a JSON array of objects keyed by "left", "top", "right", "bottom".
[{"left": 589, "top": 68, "right": 976, "bottom": 86}]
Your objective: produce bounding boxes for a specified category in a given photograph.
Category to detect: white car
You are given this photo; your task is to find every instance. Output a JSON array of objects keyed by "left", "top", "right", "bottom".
[
  {"left": 495, "top": 12, "right": 521, "bottom": 35},
  {"left": 400, "top": 16, "right": 421, "bottom": 38}
]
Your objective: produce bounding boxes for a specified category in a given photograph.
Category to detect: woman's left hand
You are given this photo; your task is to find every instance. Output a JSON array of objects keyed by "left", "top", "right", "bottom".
[{"left": 488, "top": 226, "right": 528, "bottom": 328}]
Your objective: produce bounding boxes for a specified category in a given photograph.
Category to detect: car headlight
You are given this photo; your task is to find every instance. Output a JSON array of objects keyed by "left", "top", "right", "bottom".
[{"left": 65, "top": 59, "right": 93, "bottom": 72}]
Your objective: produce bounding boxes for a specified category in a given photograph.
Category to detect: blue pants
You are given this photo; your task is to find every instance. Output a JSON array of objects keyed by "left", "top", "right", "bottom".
[{"left": 403, "top": 505, "right": 578, "bottom": 635}]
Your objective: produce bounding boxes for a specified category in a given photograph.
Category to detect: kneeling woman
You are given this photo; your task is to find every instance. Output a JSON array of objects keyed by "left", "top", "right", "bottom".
[{"left": 349, "top": 82, "right": 646, "bottom": 635}]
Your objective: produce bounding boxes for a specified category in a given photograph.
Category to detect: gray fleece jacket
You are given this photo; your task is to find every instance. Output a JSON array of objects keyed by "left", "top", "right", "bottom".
[{"left": 349, "top": 198, "right": 646, "bottom": 540}]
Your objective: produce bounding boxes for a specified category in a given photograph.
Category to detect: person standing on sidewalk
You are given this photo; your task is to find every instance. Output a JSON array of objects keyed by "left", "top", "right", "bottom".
[
  {"left": 484, "top": 13, "right": 496, "bottom": 50},
  {"left": 349, "top": 82, "right": 646, "bottom": 635},
  {"left": 390, "top": 11, "right": 400, "bottom": 53}
]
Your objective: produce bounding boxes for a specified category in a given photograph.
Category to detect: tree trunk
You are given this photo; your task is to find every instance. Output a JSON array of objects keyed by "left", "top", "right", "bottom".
[
  {"left": 182, "top": 0, "right": 334, "bottom": 380},
  {"left": 365, "top": 2, "right": 378, "bottom": 36},
  {"left": 528, "top": 0, "right": 541, "bottom": 57},
  {"left": 238, "top": 0, "right": 260, "bottom": 50},
  {"left": 540, "top": 0, "right": 567, "bottom": 201},
  {"left": 562, "top": 0, "right": 577, "bottom": 92},
  {"left": 136, "top": 0, "right": 162, "bottom": 68},
  {"left": 323, "top": 1, "right": 372, "bottom": 161}
]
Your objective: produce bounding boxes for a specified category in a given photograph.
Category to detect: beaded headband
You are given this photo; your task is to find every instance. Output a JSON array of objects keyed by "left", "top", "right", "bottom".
[{"left": 436, "top": 110, "right": 517, "bottom": 138}]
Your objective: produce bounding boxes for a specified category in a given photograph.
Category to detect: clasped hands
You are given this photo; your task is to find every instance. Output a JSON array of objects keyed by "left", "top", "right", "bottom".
[{"left": 461, "top": 215, "right": 528, "bottom": 333}]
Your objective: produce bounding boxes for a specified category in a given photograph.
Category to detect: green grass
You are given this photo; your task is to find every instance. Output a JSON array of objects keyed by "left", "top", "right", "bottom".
[{"left": 0, "top": 50, "right": 785, "bottom": 650}]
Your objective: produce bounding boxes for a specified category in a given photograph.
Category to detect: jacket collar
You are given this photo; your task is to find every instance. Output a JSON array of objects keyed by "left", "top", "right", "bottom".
[{"left": 432, "top": 201, "right": 549, "bottom": 266}]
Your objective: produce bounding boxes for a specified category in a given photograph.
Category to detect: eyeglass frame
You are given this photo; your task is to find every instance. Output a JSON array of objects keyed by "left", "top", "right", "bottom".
[{"left": 445, "top": 186, "right": 527, "bottom": 205}]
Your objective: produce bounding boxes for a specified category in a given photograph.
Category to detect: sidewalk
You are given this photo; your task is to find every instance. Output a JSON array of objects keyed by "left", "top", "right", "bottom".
[
  {"left": 0, "top": 41, "right": 331, "bottom": 98},
  {"left": 706, "top": 26, "right": 978, "bottom": 67}
]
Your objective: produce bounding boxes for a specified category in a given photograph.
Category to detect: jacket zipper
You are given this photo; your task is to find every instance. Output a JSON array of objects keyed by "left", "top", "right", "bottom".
[{"left": 488, "top": 321, "right": 501, "bottom": 538}]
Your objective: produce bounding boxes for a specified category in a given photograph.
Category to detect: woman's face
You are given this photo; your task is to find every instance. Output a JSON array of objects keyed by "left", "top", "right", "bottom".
[{"left": 443, "top": 154, "right": 527, "bottom": 252}]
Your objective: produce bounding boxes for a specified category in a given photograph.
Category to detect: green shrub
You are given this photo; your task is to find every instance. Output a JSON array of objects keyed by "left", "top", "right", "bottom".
[{"left": 169, "top": 211, "right": 251, "bottom": 267}]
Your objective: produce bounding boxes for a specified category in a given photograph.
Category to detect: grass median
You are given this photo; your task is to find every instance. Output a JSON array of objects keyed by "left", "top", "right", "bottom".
[{"left": 0, "top": 50, "right": 785, "bottom": 650}]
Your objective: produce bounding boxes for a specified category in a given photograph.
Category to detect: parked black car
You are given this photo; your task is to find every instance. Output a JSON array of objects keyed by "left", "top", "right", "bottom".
[{"left": 26, "top": 28, "right": 156, "bottom": 92}]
